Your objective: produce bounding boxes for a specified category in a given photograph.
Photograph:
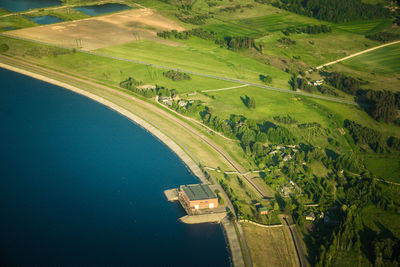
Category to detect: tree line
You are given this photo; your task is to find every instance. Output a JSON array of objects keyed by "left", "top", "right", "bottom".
[
  {"left": 158, "top": 29, "right": 257, "bottom": 50},
  {"left": 344, "top": 119, "right": 400, "bottom": 153},
  {"left": 282, "top": 24, "right": 332, "bottom": 36},
  {"left": 272, "top": 0, "right": 391, "bottom": 23},
  {"left": 367, "top": 32, "right": 400, "bottom": 43}
]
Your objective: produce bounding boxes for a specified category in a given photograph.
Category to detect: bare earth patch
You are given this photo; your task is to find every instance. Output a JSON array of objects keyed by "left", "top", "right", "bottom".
[{"left": 5, "top": 9, "right": 184, "bottom": 50}]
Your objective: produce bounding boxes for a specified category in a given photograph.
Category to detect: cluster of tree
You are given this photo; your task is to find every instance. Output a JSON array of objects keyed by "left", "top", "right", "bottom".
[
  {"left": 218, "top": 4, "right": 254, "bottom": 13},
  {"left": 0, "top": 43, "right": 9, "bottom": 53},
  {"left": 273, "top": 0, "right": 390, "bottom": 23},
  {"left": 170, "top": 100, "right": 204, "bottom": 115},
  {"left": 357, "top": 90, "right": 399, "bottom": 124},
  {"left": 157, "top": 30, "right": 191, "bottom": 40},
  {"left": 240, "top": 95, "right": 256, "bottom": 109},
  {"left": 294, "top": 77, "right": 315, "bottom": 91},
  {"left": 259, "top": 74, "right": 272, "bottom": 84},
  {"left": 317, "top": 85, "right": 339, "bottom": 96},
  {"left": 175, "top": 14, "right": 209, "bottom": 25},
  {"left": 224, "top": 36, "right": 256, "bottom": 50},
  {"left": 119, "top": 77, "right": 142, "bottom": 88},
  {"left": 120, "top": 78, "right": 178, "bottom": 98},
  {"left": 163, "top": 70, "right": 191, "bottom": 81},
  {"left": 344, "top": 119, "right": 387, "bottom": 153},
  {"left": 157, "top": 28, "right": 257, "bottom": 51},
  {"left": 278, "top": 37, "right": 296, "bottom": 45},
  {"left": 291, "top": 76, "right": 339, "bottom": 96},
  {"left": 218, "top": 178, "right": 243, "bottom": 216},
  {"left": 282, "top": 24, "right": 332, "bottom": 36},
  {"left": 274, "top": 115, "right": 298, "bottom": 124},
  {"left": 326, "top": 72, "right": 360, "bottom": 95},
  {"left": 313, "top": 178, "right": 400, "bottom": 266},
  {"left": 200, "top": 111, "right": 297, "bottom": 151},
  {"left": 367, "top": 31, "right": 400, "bottom": 43}
]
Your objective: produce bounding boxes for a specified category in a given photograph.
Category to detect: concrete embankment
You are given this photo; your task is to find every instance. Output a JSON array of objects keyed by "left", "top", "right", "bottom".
[{"left": 179, "top": 213, "right": 227, "bottom": 224}]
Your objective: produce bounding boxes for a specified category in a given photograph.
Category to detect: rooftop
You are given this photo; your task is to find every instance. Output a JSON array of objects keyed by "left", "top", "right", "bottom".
[{"left": 181, "top": 184, "right": 217, "bottom": 201}]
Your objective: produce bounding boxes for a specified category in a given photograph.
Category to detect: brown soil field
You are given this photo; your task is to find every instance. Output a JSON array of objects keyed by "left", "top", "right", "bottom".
[
  {"left": 5, "top": 9, "right": 184, "bottom": 50},
  {"left": 243, "top": 222, "right": 300, "bottom": 267}
]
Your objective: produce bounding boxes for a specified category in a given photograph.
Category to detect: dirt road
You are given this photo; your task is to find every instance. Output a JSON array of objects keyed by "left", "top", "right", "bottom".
[{"left": 313, "top": 40, "right": 400, "bottom": 70}]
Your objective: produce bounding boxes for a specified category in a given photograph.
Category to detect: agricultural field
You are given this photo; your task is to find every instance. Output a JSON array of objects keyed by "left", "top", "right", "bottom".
[
  {"left": 335, "top": 19, "right": 393, "bottom": 35},
  {"left": 343, "top": 42, "right": 400, "bottom": 74},
  {"left": 5, "top": 9, "right": 185, "bottom": 50},
  {"left": 243, "top": 222, "right": 299, "bottom": 267},
  {"left": 327, "top": 43, "right": 400, "bottom": 92},
  {"left": 235, "top": 12, "right": 325, "bottom": 33}
]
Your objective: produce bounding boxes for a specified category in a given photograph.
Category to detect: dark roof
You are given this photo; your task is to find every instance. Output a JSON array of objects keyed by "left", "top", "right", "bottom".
[{"left": 181, "top": 184, "right": 217, "bottom": 201}]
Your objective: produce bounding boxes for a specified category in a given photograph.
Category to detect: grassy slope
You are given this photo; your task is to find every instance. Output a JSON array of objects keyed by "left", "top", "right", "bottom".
[
  {"left": 243, "top": 222, "right": 299, "bottom": 267},
  {"left": 343, "top": 42, "right": 400, "bottom": 74},
  {"left": 97, "top": 38, "right": 291, "bottom": 88},
  {"left": 327, "top": 43, "right": 400, "bottom": 92}
]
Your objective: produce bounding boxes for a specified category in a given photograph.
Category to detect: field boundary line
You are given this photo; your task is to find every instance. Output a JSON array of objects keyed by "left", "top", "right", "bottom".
[{"left": 202, "top": 84, "right": 249, "bottom": 93}]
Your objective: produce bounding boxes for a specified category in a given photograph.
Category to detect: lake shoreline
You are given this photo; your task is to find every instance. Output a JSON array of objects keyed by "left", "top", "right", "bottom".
[{"left": 0, "top": 61, "right": 242, "bottom": 266}]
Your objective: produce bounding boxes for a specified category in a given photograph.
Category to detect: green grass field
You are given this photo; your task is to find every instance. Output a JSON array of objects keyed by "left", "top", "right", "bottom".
[
  {"left": 202, "top": 22, "right": 261, "bottom": 38},
  {"left": 343, "top": 43, "right": 400, "bottom": 74},
  {"left": 364, "top": 155, "right": 400, "bottom": 183},
  {"left": 0, "top": 15, "right": 37, "bottom": 31},
  {"left": 362, "top": 205, "right": 400, "bottom": 238},
  {"left": 335, "top": 19, "right": 393, "bottom": 35},
  {"left": 97, "top": 37, "right": 291, "bottom": 88},
  {"left": 235, "top": 12, "right": 325, "bottom": 33}
]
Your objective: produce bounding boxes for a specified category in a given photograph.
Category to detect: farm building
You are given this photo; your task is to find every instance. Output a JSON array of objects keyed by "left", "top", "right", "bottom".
[
  {"left": 259, "top": 207, "right": 268, "bottom": 215},
  {"left": 306, "top": 212, "right": 316, "bottom": 221},
  {"left": 179, "top": 184, "right": 218, "bottom": 211}
]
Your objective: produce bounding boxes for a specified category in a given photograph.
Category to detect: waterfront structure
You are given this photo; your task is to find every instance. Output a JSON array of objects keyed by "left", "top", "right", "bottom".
[{"left": 179, "top": 184, "right": 218, "bottom": 211}]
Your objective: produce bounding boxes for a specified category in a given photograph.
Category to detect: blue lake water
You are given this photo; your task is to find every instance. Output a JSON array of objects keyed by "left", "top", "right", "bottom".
[
  {"left": 28, "top": 15, "right": 63, "bottom": 25},
  {"left": 0, "top": 68, "right": 230, "bottom": 266},
  {"left": 0, "top": 0, "right": 61, "bottom": 12},
  {"left": 73, "top": 3, "right": 131, "bottom": 16}
]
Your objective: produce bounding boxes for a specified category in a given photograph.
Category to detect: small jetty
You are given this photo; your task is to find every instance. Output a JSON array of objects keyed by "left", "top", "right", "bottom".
[{"left": 164, "top": 188, "right": 178, "bottom": 202}]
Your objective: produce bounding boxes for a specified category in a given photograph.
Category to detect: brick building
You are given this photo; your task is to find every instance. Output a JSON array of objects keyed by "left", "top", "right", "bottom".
[{"left": 179, "top": 184, "right": 218, "bottom": 211}]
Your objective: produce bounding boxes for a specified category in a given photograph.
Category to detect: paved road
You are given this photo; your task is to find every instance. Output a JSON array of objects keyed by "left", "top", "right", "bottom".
[{"left": 312, "top": 40, "right": 400, "bottom": 70}]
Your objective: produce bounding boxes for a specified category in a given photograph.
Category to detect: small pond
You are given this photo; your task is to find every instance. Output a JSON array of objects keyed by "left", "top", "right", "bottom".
[
  {"left": 0, "top": 0, "right": 62, "bottom": 12},
  {"left": 28, "top": 15, "right": 63, "bottom": 25},
  {"left": 73, "top": 3, "right": 131, "bottom": 16}
]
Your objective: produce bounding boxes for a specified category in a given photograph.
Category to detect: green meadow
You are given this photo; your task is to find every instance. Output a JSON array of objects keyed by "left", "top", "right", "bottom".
[
  {"left": 343, "top": 42, "right": 400, "bottom": 74},
  {"left": 97, "top": 37, "right": 291, "bottom": 88},
  {"left": 364, "top": 155, "right": 400, "bottom": 183},
  {"left": 335, "top": 19, "right": 393, "bottom": 35},
  {"left": 202, "top": 22, "right": 261, "bottom": 38},
  {"left": 0, "top": 15, "right": 37, "bottom": 31}
]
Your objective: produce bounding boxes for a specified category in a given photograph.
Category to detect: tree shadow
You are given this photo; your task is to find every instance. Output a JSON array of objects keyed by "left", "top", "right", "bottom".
[{"left": 240, "top": 95, "right": 250, "bottom": 108}]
